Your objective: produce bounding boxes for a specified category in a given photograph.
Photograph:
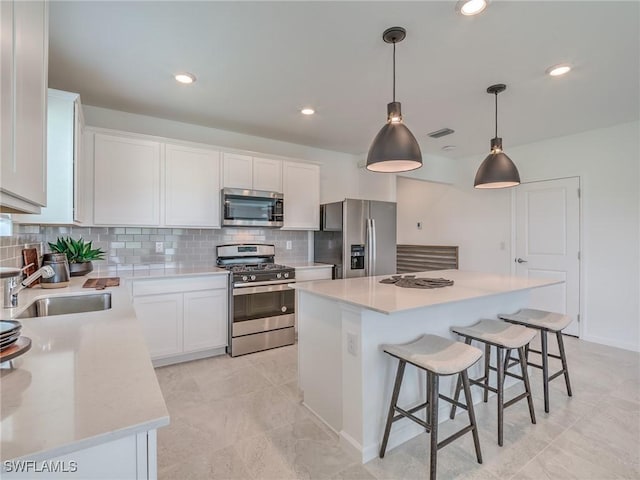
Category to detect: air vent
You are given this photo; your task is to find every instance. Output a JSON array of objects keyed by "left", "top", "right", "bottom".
[{"left": 428, "top": 128, "right": 455, "bottom": 138}]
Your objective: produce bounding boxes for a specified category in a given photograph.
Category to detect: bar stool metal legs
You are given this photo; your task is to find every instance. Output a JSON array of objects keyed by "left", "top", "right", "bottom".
[
  {"left": 450, "top": 345, "right": 534, "bottom": 446},
  {"left": 379, "top": 360, "right": 482, "bottom": 480},
  {"left": 499, "top": 309, "right": 574, "bottom": 413},
  {"left": 449, "top": 320, "right": 537, "bottom": 447},
  {"left": 525, "top": 329, "right": 573, "bottom": 413}
]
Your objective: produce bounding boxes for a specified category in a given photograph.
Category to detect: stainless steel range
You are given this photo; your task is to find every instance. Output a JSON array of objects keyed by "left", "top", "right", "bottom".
[{"left": 217, "top": 244, "right": 295, "bottom": 356}]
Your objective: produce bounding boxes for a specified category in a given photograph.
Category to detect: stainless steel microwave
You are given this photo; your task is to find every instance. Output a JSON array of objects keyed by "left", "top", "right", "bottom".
[{"left": 221, "top": 188, "right": 284, "bottom": 228}]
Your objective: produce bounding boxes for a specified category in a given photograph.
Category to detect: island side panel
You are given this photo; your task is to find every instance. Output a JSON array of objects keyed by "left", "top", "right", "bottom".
[
  {"left": 356, "top": 291, "right": 529, "bottom": 463},
  {"left": 297, "top": 290, "right": 343, "bottom": 433}
]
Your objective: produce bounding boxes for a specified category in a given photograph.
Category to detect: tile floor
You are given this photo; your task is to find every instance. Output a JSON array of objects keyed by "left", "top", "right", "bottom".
[{"left": 155, "top": 335, "right": 639, "bottom": 479}]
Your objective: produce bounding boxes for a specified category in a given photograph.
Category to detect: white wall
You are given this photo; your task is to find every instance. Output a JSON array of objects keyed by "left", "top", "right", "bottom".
[
  {"left": 397, "top": 177, "right": 512, "bottom": 274},
  {"left": 397, "top": 121, "right": 640, "bottom": 351}
]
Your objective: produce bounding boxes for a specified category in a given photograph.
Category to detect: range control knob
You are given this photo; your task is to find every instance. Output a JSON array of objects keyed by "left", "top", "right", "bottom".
[
  {"left": 250, "top": 275, "right": 256, "bottom": 281},
  {"left": 284, "top": 272, "right": 289, "bottom": 278},
  {"left": 242, "top": 275, "right": 248, "bottom": 282},
  {"left": 281, "top": 306, "right": 287, "bottom": 312},
  {"left": 276, "top": 273, "right": 282, "bottom": 279}
]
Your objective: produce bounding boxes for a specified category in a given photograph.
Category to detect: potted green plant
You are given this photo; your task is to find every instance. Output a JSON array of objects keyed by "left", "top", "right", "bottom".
[{"left": 47, "top": 237, "right": 106, "bottom": 277}]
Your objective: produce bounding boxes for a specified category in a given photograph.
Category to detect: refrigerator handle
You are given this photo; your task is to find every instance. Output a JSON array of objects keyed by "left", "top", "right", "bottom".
[
  {"left": 365, "top": 218, "right": 372, "bottom": 275},
  {"left": 370, "top": 218, "right": 377, "bottom": 275}
]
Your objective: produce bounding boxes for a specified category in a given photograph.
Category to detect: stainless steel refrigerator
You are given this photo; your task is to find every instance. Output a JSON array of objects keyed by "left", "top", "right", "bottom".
[{"left": 314, "top": 199, "right": 397, "bottom": 279}]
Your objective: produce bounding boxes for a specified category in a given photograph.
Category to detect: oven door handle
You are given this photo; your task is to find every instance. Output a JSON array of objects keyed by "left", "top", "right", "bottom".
[{"left": 233, "top": 283, "right": 294, "bottom": 296}]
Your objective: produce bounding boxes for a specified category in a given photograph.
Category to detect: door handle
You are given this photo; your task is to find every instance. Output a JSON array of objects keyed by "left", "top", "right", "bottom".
[{"left": 515, "top": 258, "right": 528, "bottom": 264}]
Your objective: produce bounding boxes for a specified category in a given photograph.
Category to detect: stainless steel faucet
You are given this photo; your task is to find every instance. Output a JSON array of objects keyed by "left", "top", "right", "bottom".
[{"left": 3, "top": 266, "right": 55, "bottom": 308}]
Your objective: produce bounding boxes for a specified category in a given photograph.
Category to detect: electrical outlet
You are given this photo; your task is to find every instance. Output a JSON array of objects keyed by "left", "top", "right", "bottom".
[
  {"left": 286, "top": 241, "right": 292, "bottom": 250},
  {"left": 347, "top": 333, "right": 358, "bottom": 356},
  {"left": 155, "top": 242, "right": 164, "bottom": 253}
]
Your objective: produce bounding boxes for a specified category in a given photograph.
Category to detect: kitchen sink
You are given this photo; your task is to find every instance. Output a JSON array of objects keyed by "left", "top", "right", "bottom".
[{"left": 16, "top": 293, "right": 112, "bottom": 319}]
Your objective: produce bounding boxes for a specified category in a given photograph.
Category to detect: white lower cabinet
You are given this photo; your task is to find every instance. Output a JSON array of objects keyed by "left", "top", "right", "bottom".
[
  {"left": 3, "top": 430, "right": 157, "bottom": 480},
  {"left": 183, "top": 290, "right": 227, "bottom": 351},
  {"left": 133, "top": 293, "right": 183, "bottom": 358},
  {"left": 132, "top": 275, "right": 228, "bottom": 365}
]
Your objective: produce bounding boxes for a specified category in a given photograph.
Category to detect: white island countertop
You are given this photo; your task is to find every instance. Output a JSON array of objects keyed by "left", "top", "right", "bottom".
[
  {"left": 0, "top": 276, "right": 170, "bottom": 462},
  {"left": 292, "top": 269, "right": 562, "bottom": 314}
]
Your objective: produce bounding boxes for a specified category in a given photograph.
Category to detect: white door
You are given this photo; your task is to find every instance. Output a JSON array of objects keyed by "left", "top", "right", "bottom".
[{"left": 514, "top": 177, "right": 580, "bottom": 336}]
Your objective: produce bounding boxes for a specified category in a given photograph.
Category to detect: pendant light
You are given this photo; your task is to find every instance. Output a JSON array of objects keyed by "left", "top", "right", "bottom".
[
  {"left": 474, "top": 84, "right": 521, "bottom": 188},
  {"left": 366, "top": 27, "right": 422, "bottom": 173}
]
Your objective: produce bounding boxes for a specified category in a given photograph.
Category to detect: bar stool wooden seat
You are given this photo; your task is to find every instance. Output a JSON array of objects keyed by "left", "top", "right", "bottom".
[
  {"left": 449, "top": 319, "right": 537, "bottom": 446},
  {"left": 380, "top": 334, "right": 483, "bottom": 480},
  {"left": 498, "top": 308, "right": 573, "bottom": 413}
]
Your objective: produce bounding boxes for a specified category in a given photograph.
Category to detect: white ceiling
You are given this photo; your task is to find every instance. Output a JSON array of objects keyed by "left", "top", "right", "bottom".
[{"left": 49, "top": 1, "right": 639, "bottom": 159}]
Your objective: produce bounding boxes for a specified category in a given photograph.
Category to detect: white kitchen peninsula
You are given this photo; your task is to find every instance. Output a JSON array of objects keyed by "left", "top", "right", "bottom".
[{"left": 293, "top": 270, "right": 561, "bottom": 463}]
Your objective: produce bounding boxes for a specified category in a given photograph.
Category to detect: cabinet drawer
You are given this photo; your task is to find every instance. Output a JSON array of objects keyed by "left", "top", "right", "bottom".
[
  {"left": 295, "top": 267, "right": 333, "bottom": 282},
  {"left": 133, "top": 275, "right": 228, "bottom": 296}
]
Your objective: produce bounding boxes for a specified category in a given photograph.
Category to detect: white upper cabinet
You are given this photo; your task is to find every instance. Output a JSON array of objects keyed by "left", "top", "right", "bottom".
[
  {"left": 253, "top": 157, "right": 282, "bottom": 192},
  {"left": 14, "top": 90, "right": 85, "bottom": 225},
  {"left": 0, "top": 0, "right": 48, "bottom": 213},
  {"left": 165, "top": 144, "right": 221, "bottom": 228},
  {"left": 93, "top": 134, "right": 161, "bottom": 226},
  {"left": 282, "top": 161, "right": 320, "bottom": 230},
  {"left": 85, "top": 128, "right": 318, "bottom": 230},
  {"left": 223, "top": 153, "right": 282, "bottom": 192},
  {"left": 223, "top": 153, "right": 253, "bottom": 189}
]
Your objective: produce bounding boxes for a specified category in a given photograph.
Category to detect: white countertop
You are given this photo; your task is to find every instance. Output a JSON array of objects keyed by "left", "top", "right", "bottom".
[
  {"left": 291, "top": 270, "right": 563, "bottom": 315},
  {"left": 0, "top": 276, "right": 170, "bottom": 462}
]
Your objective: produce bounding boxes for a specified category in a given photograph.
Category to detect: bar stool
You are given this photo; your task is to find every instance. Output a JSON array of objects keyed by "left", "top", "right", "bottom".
[
  {"left": 380, "top": 334, "right": 483, "bottom": 480},
  {"left": 449, "top": 319, "right": 537, "bottom": 446},
  {"left": 498, "top": 309, "right": 573, "bottom": 413}
]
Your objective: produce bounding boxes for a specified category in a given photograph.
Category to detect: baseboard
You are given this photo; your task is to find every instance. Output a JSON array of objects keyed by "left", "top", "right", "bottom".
[
  {"left": 301, "top": 401, "right": 340, "bottom": 435},
  {"left": 581, "top": 334, "right": 640, "bottom": 353},
  {"left": 151, "top": 347, "right": 227, "bottom": 367},
  {"left": 361, "top": 420, "right": 424, "bottom": 463},
  {"left": 339, "top": 430, "right": 363, "bottom": 459}
]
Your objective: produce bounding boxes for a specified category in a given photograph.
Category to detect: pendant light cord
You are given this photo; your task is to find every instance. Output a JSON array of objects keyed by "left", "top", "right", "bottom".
[
  {"left": 494, "top": 91, "right": 498, "bottom": 138},
  {"left": 392, "top": 41, "right": 396, "bottom": 102}
]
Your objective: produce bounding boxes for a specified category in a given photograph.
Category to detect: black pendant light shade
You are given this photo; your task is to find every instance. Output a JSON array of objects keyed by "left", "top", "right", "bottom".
[
  {"left": 366, "top": 27, "right": 422, "bottom": 173},
  {"left": 474, "top": 84, "right": 520, "bottom": 189}
]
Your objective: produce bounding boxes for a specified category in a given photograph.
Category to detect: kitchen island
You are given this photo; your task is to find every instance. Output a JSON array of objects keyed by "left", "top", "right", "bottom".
[{"left": 292, "top": 270, "right": 562, "bottom": 463}]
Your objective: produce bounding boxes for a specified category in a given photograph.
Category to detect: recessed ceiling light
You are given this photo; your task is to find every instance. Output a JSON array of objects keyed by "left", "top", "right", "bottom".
[
  {"left": 301, "top": 108, "right": 315, "bottom": 115},
  {"left": 456, "top": 0, "right": 488, "bottom": 16},
  {"left": 175, "top": 73, "right": 196, "bottom": 84},
  {"left": 546, "top": 64, "right": 572, "bottom": 77}
]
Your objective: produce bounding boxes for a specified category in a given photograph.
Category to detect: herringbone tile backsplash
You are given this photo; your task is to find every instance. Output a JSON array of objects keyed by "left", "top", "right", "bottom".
[{"left": 0, "top": 225, "right": 310, "bottom": 270}]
